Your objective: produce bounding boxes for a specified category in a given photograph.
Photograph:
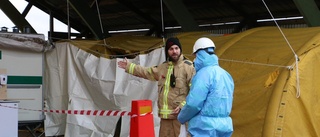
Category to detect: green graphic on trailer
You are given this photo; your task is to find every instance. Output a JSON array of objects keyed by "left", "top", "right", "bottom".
[
  {"left": 7, "top": 76, "right": 42, "bottom": 84},
  {"left": 0, "top": 50, "right": 2, "bottom": 60}
]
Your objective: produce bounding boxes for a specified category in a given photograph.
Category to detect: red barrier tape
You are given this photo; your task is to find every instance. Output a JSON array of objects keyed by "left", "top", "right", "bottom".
[{"left": 0, "top": 104, "right": 139, "bottom": 116}]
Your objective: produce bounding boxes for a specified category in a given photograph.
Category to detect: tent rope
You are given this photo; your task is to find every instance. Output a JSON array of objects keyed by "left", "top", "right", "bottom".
[
  {"left": 262, "top": 0, "right": 300, "bottom": 98},
  {"left": 59, "top": 0, "right": 301, "bottom": 95},
  {"left": 67, "top": 39, "right": 292, "bottom": 69},
  {"left": 67, "top": 0, "right": 71, "bottom": 40},
  {"left": 160, "top": 0, "right": 165, "bottom": 46},
  {"left": 219, "top": 58, "right": 290, "bottom": 68},
  {"left": 69, "top": 40, "right": 164, "bottom": 58},
  {"left": 95, "top": 0, "right": 108, "bottom": 46},
  {"left": 294, "top": 55, "right": 300, "bottom": 98}
]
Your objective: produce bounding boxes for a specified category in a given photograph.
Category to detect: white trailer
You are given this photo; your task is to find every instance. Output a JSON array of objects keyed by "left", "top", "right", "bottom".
[
  {"left": 0, "top": 48, "right": 44, "bottom": 122},
  {"left": 0, "top": 32, "right": 50, "bottom": 136}
]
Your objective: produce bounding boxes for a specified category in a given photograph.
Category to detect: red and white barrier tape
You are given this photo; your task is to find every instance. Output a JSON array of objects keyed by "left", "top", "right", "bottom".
[{"left": 0, "top": 104, "right": 152, "bottom": 117}]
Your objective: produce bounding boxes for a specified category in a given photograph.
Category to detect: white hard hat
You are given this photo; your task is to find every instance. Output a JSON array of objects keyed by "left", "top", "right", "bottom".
[{"left": 193, "top": 37, "right": 215, "bottom": 54}]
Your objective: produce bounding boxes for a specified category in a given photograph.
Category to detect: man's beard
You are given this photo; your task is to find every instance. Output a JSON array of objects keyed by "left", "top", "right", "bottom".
[{"left": 168, "top": 53, "right": 181, "bottom": 62}]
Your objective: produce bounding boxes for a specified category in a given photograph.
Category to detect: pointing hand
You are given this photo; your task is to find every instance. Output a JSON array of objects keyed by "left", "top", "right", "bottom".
[{"left": 118, "top": 57, "right": 128, "bottom": 69}]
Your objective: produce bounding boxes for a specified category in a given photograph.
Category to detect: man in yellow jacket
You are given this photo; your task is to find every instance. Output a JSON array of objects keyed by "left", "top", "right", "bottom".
[{"left": 118, "top": 37, "right": 194, "bottom": 137}]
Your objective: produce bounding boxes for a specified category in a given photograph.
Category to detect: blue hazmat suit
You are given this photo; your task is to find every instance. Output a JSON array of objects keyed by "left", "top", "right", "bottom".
[{"left": 178, "top": 49, "right": 234, "bottom": 137}]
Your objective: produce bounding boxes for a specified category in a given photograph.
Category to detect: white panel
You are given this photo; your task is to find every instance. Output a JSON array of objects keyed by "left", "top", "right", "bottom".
[
  {"left": 0, "top": 101, "right": 19, "bottom": 137},
  {"left": 0, "top": 49, "right": 42, "bottom": 76},
  {"left": 7, "top": 87, "right": 43, "bottom": 121}
]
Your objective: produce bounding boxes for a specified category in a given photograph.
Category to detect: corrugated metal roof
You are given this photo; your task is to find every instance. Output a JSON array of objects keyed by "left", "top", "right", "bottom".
[{"left": 16, "top": 0, "right": 320, "bottom": 39}]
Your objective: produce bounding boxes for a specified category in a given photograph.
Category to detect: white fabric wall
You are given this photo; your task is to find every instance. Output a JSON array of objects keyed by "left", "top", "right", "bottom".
[{"left": 44, "top": 42, "right": 164, "bottom": 137}]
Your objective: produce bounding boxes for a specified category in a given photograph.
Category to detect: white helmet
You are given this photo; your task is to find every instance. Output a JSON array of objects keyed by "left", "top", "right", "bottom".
[{"left": 193, "top": 37, "right": 215, "bottom": 54}]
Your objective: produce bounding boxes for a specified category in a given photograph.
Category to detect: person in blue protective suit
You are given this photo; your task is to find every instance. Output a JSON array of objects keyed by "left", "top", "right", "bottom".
[{"left": 177, "top": 37, "right": 235, "bottom": 137}]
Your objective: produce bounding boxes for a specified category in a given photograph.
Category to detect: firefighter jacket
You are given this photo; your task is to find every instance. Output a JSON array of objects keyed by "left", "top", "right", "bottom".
[{"left": 124, "top": 55, "right": 195, "bottom": 119}]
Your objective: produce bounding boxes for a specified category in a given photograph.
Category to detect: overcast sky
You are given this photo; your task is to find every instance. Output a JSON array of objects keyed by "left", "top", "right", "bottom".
[{"left": 0, "top": 0, "right": 78, "bottom": 40}]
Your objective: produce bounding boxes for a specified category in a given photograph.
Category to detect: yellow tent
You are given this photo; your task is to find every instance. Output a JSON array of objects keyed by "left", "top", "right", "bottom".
[{"left": 176, "top": 27, "right": 320, "bottom": 137}]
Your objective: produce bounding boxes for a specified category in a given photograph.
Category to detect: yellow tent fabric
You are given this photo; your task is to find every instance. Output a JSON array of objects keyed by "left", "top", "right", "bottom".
[
  {"left": 67, "top": 35, "right": 164, "bottom": 58},
  {"left": 182, "top": 27, "right": 320, "bottom": 137},
  {"left": 67, "top": 26, "right": 320, "bottom": 137}
]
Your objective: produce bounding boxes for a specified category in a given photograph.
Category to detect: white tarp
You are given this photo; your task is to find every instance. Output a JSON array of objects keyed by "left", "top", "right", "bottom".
[{"left": 44, "top": 42, "right": 163, "bottom": 136}]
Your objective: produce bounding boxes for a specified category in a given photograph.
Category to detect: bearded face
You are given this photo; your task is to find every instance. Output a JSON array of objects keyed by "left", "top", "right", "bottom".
[{"left": 167, "top": 45, "right": 181, "bottom": 62}]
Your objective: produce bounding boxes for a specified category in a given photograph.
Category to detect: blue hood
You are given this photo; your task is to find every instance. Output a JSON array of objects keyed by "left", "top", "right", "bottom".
[{"left": 194, "top": 49, "right": 219, "bottom": 71}]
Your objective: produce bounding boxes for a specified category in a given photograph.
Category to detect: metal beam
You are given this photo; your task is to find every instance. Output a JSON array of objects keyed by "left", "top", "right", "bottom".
[
  {"left": 21, "top": 2, "right": 32, "bottom": 17},
  {"left": 0, "top": 0, "right": 36, "bottom": 33},
  {"left": 117, "top": 0, "right": 162, "bottom": 36},
  {"left": 223, "top": 0, "right": 258, "bottom": 33},
  {"left": 163, "top": 0, "right": 199, "bottom": 32},
  {"left": 30, "top": 0, "right": 84, "bottom": 34},
  {"left": 233, "top": 17, "right": 258, "bottom": 33},
  {"left": 68, "top": 0, "right": 107, "bottom": 39},
  {"left": 48, "top": 31, "right": 81, "bottom": 42},
  {"left": 293, "top": 0, "right": 320, "bottom": 27}
]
